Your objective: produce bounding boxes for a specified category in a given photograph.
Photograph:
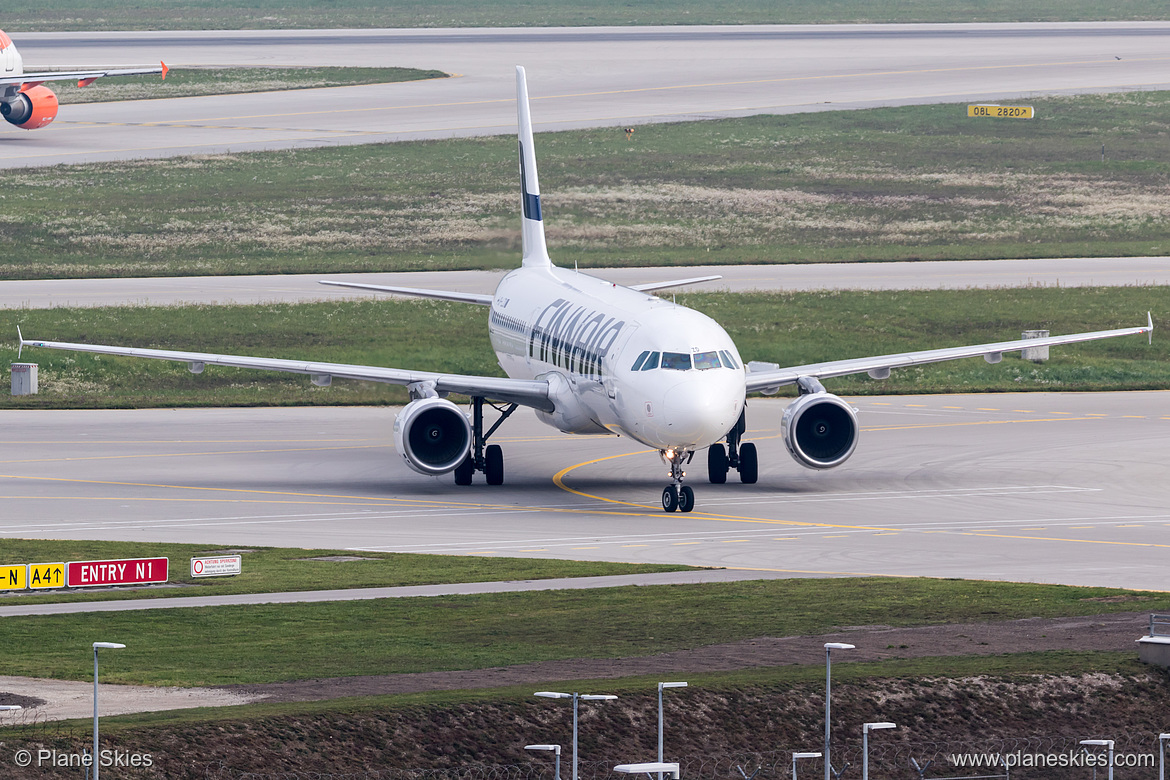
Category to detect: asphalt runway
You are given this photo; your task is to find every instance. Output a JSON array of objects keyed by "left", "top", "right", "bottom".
[
  {"left": 4, "top": 23, "right": 1170, "bottom": 167},
  {"left": 2, "top": 392, "right": 1167, "bottom": 591},
  {"left": 2, "top": 257, "right": 1169, "bottom": 310}
]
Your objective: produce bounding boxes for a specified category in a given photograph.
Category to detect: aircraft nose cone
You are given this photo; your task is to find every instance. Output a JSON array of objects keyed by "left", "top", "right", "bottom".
[{"left": 663, "top": 378, "right": 738, "bottom": 446}]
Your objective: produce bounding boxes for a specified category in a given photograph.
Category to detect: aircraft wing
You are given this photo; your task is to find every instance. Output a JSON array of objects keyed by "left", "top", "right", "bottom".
[
  {"left": 18, "top": 331, "right": 553, "bottom": 412},
  {"left": 318, "top": 280, "right": 493, "bottom": 306},
  {"left": 2, "top": 63, "right": 168, "bottom": 88},
  {"left": 745, "top": 314, "right": 1154, "bottom": 394},
  {"left": 628, "top": 275, "right": 723, "bottom": 293}
]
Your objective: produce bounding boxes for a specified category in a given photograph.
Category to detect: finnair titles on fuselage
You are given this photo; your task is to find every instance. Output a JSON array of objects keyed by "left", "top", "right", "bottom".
[{"left": 22, "top": 67, "right": 1153, "bottom": 513}]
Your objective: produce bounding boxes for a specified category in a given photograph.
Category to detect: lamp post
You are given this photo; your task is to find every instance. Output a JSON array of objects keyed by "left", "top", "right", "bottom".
[
  {"left": 535, "top": 691, "right": 618, "bottom": 780},
  {"left": 526, "top": 744, "right": 562, "bottom": 780},
  {"left": 792, "top": 752, "right": 822, "bottom": 780},
  {"left": 862, "top": 722, "right": 896, "bottom": 780},
  {"left": 657, "top": 681, "right": 687, "bottom": 778},
  {"left": 93, "top": 641, "right": 125, "bottom": 780},
  {"left": 1159, "top": 734, "right": 1169, "bottom": 780},
  {"left": 823, "top": 643, "right": 855, "bottom": 780},
  {"left": 1080, "top": 739, "right": 1115, "bottom": 780}
]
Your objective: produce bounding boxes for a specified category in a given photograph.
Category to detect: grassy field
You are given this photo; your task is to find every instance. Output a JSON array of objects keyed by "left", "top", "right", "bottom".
[
  {"left": 2, "top": 286, "right": 1164, "bottom": 409},
  {"left": 49, "top": 66, "right": 448, "bottom": 104},
  {"left": 3, "top": 92, "right": 1170, "bottom": 280},
  {"left": 0, "top": 540, "right": 687, "bottom": 606},
  {"left": 3, "top": 577, "right": 1166, "bottom": 686},
  {"left": 3, "top": 0, "right": 1167, "bottom": 31}
]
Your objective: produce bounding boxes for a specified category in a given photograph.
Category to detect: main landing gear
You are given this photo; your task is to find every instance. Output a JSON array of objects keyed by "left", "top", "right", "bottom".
[
  {"left": 707, "top": 410, "right": 758, "bottom": 484},
  {"left": 660, "top": 448, "right": 696, "bottom": 513},
  {"left": 454, "top": 397, "right": 517, "bottom": 486}
]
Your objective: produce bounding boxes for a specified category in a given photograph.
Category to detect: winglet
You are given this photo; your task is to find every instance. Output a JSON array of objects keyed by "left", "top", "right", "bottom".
[
  {"left": 161, "top": 61, "right": 169, "bottom": 81},
  {"left": 16, "top": 325, "right": 24, "bottom": 360},
  {"left": 1149, "top": 311, "right": 1154, "bottom": 345},
  {"left": 516, "top": 66, "right": 551, "bottom": 269}
]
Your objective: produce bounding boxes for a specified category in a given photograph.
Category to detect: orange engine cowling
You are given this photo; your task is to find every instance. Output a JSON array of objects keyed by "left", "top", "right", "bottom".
[{"left": 2, "top": 85, "right": 59, "bottom": 129}]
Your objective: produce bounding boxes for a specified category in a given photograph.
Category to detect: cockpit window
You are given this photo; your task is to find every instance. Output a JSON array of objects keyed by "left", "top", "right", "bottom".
[
  {"left": 641, "top": 352, "right": 660, "bottom": 370},
  {"left": 661, "top": 352, "right": 692, "bottom": 371},
  {"left": 693, "top": 351, "right": 721, "bottom": 370},
  {"left": 719, "top": 350, "right": 740, "bottom": 370},
  {"left": 631, "top": 351, "right": 650, "bottom": 371}
]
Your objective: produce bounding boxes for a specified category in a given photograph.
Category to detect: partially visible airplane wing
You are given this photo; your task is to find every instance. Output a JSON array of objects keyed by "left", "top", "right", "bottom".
[
  {"left": 318, "top": 280, "right": 493, "bottom": 306},
  {"left": 629, "top": 275, "right": 723, "bottom": 293},
  {"left": 2, "top": 63, "right": 168, "bottom": 88},
  {"left": 745, "top": 314, "right": 1154, "bottom": 395},
  {"left": 17, "top": 329, "right": 553, "bottom": 412}
]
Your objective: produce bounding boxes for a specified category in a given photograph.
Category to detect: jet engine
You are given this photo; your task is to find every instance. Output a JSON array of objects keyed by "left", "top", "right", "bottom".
[
  {"left": 393, "top": 397, "right": 472, "bottom": 475},
  {"left": 781, "top": 392, "right": 859, "bottom": 469},
  {"left": 2, "top": 85, "right": 59, "bottom": 129}
]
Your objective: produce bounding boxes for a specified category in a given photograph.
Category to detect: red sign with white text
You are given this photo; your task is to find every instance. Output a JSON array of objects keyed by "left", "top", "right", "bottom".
[{"left": 66, "top": 558, "right": 169, "bottom": 587}]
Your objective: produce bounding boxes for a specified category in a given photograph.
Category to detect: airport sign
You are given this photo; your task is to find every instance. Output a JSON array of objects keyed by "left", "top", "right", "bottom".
[
  {"left": 28, "top": 562, "right": 66, "bottom": 589},
  {"left": 968, "top": 104, "right": 1034, "bottom": 119},
  {"left": 0, "top": 564, "right": 27, "bottom": 591},
  {"left": 190, "top": 555, "right": 242, "bottom": 578},
  {"left": 66, "top": 557, "right": 168, "bottom": 587}
]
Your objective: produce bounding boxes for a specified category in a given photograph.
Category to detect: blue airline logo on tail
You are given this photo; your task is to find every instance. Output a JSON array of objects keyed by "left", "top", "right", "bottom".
[{"left": 519, "top": 142, "right": 542, "bottom": 221}]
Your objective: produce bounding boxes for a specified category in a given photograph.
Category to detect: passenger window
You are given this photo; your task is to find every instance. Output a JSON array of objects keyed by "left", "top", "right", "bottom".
[
  {"left": 693, "top": 351, "right": 721, "bottom": 370},
  {"left": 642, "top": 352, "right": 660, "bottom": 370},
  {"left": 661, "top": 352, "right": 692, "bottom": 370},
  {"left": 631, "top": 351, "right": 650, "bottom": 371}
]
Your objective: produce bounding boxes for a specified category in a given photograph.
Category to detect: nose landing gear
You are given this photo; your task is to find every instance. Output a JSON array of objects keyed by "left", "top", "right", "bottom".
[{"left": 660, "top": 448, "right": 696, "bottom": 512}]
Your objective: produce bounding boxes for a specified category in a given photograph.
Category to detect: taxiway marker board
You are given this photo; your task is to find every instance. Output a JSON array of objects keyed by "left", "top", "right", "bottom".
[
  {"left": 191, "top": 555, "right": 242, "bottom": 577},
  {"left": 968, "top": 104, "right": 1034, "bottom": 119},
  {"left": 28, "top": 562, "right": 65, "bottom": 589},
  {"left": 0, "top": 564, "right": 27, "bottom": 590},
  {"left": 67, "top": 557, "right": 168, "bottom": 587}
]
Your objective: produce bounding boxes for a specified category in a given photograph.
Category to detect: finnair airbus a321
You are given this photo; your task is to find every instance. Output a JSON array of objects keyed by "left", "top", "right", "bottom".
[
  {"left": 1, "top": 29, "right": 166, "bottom": 130},
  {"left": 21, "top": 67, "right": 1153, "bottom": 513}
]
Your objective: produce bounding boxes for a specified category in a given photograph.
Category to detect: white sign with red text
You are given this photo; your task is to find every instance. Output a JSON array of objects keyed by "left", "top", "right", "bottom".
[{"left": 190, "top": 555, "right": 242, "bottom": 578}]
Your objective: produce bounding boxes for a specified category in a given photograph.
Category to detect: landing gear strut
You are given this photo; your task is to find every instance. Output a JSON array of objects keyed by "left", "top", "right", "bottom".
[
  {"left": 454, "top": 397, "right": 517, "bottom": 485},
  {"left": 708, "top": 409, "right": 758, "bottom": 484},
  {"left": 661, "top": 448, "right": 696, "bottom": 513}
]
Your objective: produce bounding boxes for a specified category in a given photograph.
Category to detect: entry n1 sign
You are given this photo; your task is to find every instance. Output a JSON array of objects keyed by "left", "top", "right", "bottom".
[
  {"left": 191, "top": 555, "right": 242, "bottom": 577},
  {"left": 67, "top": 557, "right": 169, "bottom": 587}
]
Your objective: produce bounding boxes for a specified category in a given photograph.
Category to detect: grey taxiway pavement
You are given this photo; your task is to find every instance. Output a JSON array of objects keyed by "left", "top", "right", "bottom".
[
  {"left": 3, "top": 257, "right": 1169, "bottom": 310},
  {"left": 4, "top": 23, "right": 1170, "bottom": 167},
  {"left": 1, "top": 392, "right": 1167, "bottom": 591}
]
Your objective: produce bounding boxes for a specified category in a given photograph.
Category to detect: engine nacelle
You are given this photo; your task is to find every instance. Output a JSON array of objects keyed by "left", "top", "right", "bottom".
[
  {"left": 393, "top": 397, "right": 472, "bottom": 476},
  {"left": 781, "top": 392, "right": 859, "bottom": 470},
  {"left": 2, "top": 85, "right": 59, "bottom": 129}
]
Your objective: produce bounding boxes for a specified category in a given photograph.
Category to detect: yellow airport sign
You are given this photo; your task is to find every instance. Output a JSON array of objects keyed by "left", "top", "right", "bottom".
[
  {"left": 29, "top": 562, "right": 66, "bottom": 589},
  {"left": 968, "top": 104, "right": 1034, "bottom": 119},
  {"left": 0, "top": 564, "right": 27, "bottom": 591}
]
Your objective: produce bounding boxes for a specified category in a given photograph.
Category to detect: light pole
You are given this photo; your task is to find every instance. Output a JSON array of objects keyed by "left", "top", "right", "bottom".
[
  {"left": 93, "top": 641, "right": 125, "bottom": 780},
  {"left": 535, "top": 691, "right": 618, "bottom": 780},
  {"left": 862, "top": 722, "right": 896, "bottom": 780},
  {"left": 792, "top": 752, "right": 822, "bottom": 780},
  {"left": 657, "top": 681, "right": 687, "bottom": 778},
  {"left": 1160, "top": 733, "right": 1169, "bottom": 780},
  {"left": 823, "top": 643, "right": 855, "bottom": 780},
  {"left": 526, "top": 744, "right": 562, "bottom": 780},
  {"left": 1080, "top": 739, "right": 1115, "bottom": 780}
]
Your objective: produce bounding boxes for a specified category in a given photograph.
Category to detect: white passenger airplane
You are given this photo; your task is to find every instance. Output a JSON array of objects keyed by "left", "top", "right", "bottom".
[
  {"left": 21, "top": 67, "right": 1154, "bottom": 513},
  {"left": 1, "top": 28, "right": 166, "bottom": 130}
]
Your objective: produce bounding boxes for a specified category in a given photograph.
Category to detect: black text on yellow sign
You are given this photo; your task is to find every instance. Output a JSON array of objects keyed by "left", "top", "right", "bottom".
[
  {"left": 0, "top": 564, "right": 27, "bottom": 591},
  {"left": 28, "top": 562, "right": 66, "bottom": 589},
  {"left": 968, "top": 104, "right": 1034, "bottom": 119}
]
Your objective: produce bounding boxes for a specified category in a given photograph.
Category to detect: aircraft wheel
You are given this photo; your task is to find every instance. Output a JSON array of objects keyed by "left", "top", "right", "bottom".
[
  {"left": 662, "top": 486, "right": 679, "bottom": 512},
  {"left": 485, "top": 444, "right": 504, "bottom": 485},
  {"left": 707, "top": 444, "right": 728, "bottom": 484},
  {"left": 454, "top": 457, "right": 474, "bottom": 486},
  {"left": 739, "top": 442, "right": 758, "bottom": 484},
  {"left": 678, "top": 485, "right": 695, "bottom": 513}
]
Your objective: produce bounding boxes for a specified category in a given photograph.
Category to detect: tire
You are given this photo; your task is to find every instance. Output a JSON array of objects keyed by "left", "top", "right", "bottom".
[
  {"left": 739, "top": 442, "right": 758, "bottom": 484},
  {"left": 453, "top": 457, "right": 474, "bottom": 486},
  {"left": 662, "top": 486, "right": 679, "bottom": 512},
  {"left": 485, "top": 444, "right": 504, "bottom": 485},
  {"left": 678, "top": 485, "right": 695, "bottom": 513},
  {"left": 707, "top": 444, "right": 728, "bottom": 484}
]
